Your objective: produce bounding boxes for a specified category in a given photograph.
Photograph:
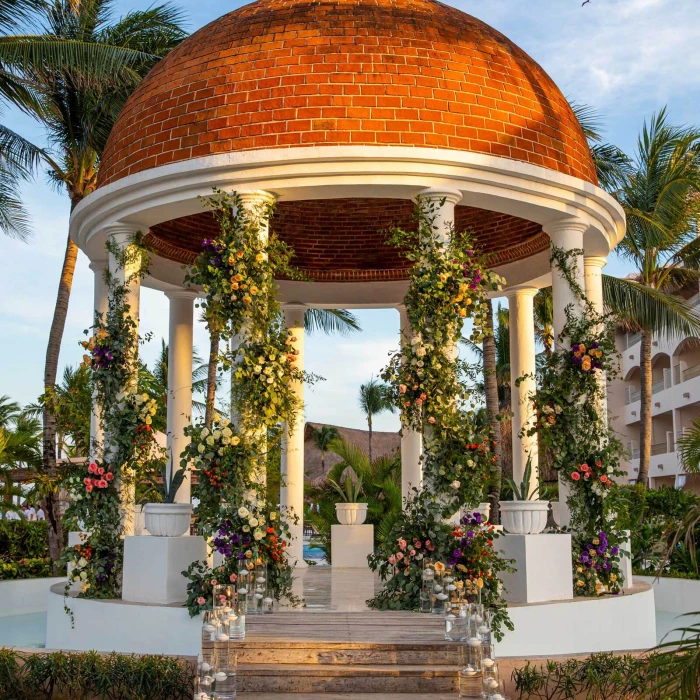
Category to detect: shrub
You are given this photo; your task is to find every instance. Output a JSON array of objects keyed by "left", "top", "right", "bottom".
[
  {"left": 0, "top": 520, "right": 49, "bottom": 560},
  {"left": 0, "top": 648, "right": 195, "bottom": 700},
  {"left": 0, "top": 557, "right": 53, "bottom": 580}
]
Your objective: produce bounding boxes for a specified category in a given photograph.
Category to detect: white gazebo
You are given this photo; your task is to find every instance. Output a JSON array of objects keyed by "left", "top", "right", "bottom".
[{"left": 49, "top": 0, "right": 659, "bottom": 660}]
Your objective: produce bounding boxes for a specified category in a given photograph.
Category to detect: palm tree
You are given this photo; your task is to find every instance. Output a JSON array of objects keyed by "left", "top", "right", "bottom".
[
  {"left": 1, "top": 0, "right": 187, "bottom": 566},
  {"left": 533, "top": 288, "right": 554, "bottom": 358},
  {"left": 312, "top": 425, "right": 339, "bottom": 475},
  {"left": 358, "top": 378, "right": 395, "bottom": 465},
  {"left": 571, "top": 105, "right": 700, "bottom": 488},
  {"left": 482, "top": 300, "right": 502, "bottom": 523}
]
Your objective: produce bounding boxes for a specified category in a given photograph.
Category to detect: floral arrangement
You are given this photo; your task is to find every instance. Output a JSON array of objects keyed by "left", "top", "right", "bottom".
[
  {"left": 421, "top": 422, "right": 493, "bottom": 517},
  {"left": 184, "top": 189, "right": 300, "bottom": 341},
  {"left": 183, "top": 489, "right": 295, "bottom": 616},
  {"left": 62, "top": 461, "right": 123, "bottom": 599},
  {"left": 523, "top": 247, "right": 627, "bottom": 597},
  {"left": 227, "top": 323, "right": 307, "bottom": 432},
  {"left": 574, "top": 530, "right": 624, "bottom": 596},
  {"left": 381, "top": 197, "right": 504, "bottom": 433},
  {"left": 368, "top": 497, "right": 513, "bottom": 640}
]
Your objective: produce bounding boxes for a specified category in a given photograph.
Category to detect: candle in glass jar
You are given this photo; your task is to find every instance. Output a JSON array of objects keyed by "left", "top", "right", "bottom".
[
  {"left": 216, "top": 632, "right": 228, "bottom": 642},
  {"left": 237, "top": 587, "right": 248, "bottom": 595},
  {"left": 482, "top": 657, "right": 495, "bottom": 669},
  {"left": 200, "top": 662, "right": 211, "bottom": 673},
  {"left": 215, "top": 672, "right": 227, "bottom": 682},
  {"left": 263, "top": 597, "right": 273, "bottom": 605},
  {"left": 256, "top": 576, "right": 265, "bottom": 583}
]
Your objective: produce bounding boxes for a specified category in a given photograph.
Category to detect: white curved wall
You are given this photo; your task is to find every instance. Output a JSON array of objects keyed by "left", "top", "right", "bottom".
[{"left": 0, "top": 577, "right": 66, "bottom": 617}]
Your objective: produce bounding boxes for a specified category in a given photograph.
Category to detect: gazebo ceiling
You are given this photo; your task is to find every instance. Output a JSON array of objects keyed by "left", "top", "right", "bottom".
[{"left": 147, "top": 199, "right": 547, "bottom": 282}]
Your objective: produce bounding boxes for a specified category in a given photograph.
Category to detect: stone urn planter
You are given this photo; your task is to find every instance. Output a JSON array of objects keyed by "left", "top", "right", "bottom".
[
  {"left": 335, "top": 502, "right": 368, "bottom": 525},
  {"left": 144, "top": 503, "right": 192, "bottom": 537},
  {"left": 499, "top": 500, "right": 549, "bottom": 535},
  {"left": 476, "top": 502, "right": 491, "bottom": 522}
]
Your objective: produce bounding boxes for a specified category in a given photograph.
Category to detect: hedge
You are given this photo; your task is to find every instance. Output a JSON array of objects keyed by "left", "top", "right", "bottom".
[
  {"left": 0, "top": 520, "right": 49, "bottom": 560},
  {"left": 0, "top": 557, "right": 53, "bottom": 581},
  {"left": 0, "top": 648, "right": 195, "bottom": 700}
]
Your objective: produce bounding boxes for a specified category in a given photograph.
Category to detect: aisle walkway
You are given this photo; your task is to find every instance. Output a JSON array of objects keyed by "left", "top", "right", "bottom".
[{"left": 281, "top": 566, "right": 383, "bottom": 612}]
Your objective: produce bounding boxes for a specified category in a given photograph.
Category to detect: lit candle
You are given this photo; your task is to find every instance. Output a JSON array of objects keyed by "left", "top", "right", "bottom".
[
  {"left": 200, "top": 662, "right": 211, "bottom": 673},
  {"left": 433, "top": 585, "right": 443, "bottom": 593},
  {"left": 216, "top": 633, "right": 228, "bottom": 642},
  {"left": 462, "top": 664, "right": 477, "bottom": 676},
  {"left": 254, "top": 593, "right": 263, "bottom": 600},
  {"left": 239, "top": 570, "right": 249, "bottom": 577},
  {"left": 482, "top": 657, "right": 495, "bottom": 669},
  {"left": 447, "top": 584, "right": 457, "bottom": 591},
  {"left": 467, "top": 637, "right": 481, "bottom": 647},
  {"left": 215, "top": 672, "right": 227, "bottom": 682},
  {"left": 237, "top": 587, "right": 248, "bottom": 595},
  {"left": 436, "top": 593, "right": 448, "bottom": 601},
  {"left": 203, "top": 624, "right": 215, "bottom": 634},
  {"left": 263, "top": 597, "right": 273, "bottom": 605},
  {"left": 478, "top": 625, "right": 489, "bottom": 635}
]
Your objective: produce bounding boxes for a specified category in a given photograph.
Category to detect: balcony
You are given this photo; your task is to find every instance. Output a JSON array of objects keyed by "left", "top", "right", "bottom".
[
  {"left": 651, "top": 442, "right": 669, "bottom": 456},
  {"left": 625, "top": 388, "right": 641, "bottom": 405},
  {"left": 682, "top": 362, "right": 700, "bottom": 383},
  {"left": 624, "top": 332, "right": 642, "bottom": 350}
]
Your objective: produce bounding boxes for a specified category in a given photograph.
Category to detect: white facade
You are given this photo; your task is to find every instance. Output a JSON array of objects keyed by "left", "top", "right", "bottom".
[{"left": 609, "top": 291, "right": 700, "bottom": 490}]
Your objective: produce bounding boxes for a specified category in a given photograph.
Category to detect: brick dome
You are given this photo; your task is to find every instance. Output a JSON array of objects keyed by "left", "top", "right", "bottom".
[{"left": 98, "top": 0, "right": 596, "bottom": 187}]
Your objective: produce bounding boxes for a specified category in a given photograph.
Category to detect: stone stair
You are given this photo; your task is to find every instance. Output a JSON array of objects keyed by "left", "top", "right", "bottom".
[{"left": 234, "top": 639, "right": 463, "bottom": 694}]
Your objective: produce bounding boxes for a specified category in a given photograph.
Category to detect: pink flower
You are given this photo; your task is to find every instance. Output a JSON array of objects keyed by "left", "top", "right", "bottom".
[
  {"left": 428, "top": 416, "right": 436, "bottom": 424},
  {"left": 197, "top": 597, "right": 205, "bottom": 605},
  {"left": 399, "top": 384, "right": 407, "bottom": 394},
  {"left": 88, "top": 463, "right": 97, "bottom": 474},
  {"left": 211, "top": 579, "right": 217, "bottom": 586},
  {"left": 97, "top": 467, "right": 105, "bottom": 475},
  {"left": 571, "top": 472, "right": 581, "bottom": 481},
  {"left": 230, "top": 573, "right": 237, "bottom": 583},
  {"left": 415, "top": 398, "right": 423, "bottom": 406},
  {"left": 388, "top": 555, "right": 396, "bottom": 565},
  {"left": 600, "top": 475, "right": 608, "bottom": 483},
  {"left": 410, "top": 549, "right": 416, "bottom": 556},
  {"left": 86, "top": 485, "right": 93, "bottom": 493},
  {"left": 396, "top": 552, "right": 404, "bottom": 561},
  {"left": 83, "top": 478, "right": 92, "bottom": 486},
  {"left": 105, "top": 472, "right": 113, "bottom": 481},
  {"left": 398, "top": 538, "right": 407, "bottom": 551},
  {"left": 414, "top": 541, "right": 422, "bottom": 549},
  {"left": 97, "top": 479, "right": 108, "bottom": 489}
]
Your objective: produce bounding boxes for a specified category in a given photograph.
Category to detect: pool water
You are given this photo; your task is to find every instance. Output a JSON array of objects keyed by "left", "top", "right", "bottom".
[
  {"left": 0, "top": 612, "right": 46, "bottom": 648},
  {"left": 303, "top": 543, "right": 327, "bottom": 564}
]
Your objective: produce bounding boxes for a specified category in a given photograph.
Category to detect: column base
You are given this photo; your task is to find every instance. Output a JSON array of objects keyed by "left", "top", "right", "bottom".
[
  {"left": 331, "top": 525, "right": 374, "bottom": 568},
  {"left": 494, "top": 533, "right": 574, "bottom": 603},
  {"left": 122, "top": 535, "right": 207, "bottom": 605}
]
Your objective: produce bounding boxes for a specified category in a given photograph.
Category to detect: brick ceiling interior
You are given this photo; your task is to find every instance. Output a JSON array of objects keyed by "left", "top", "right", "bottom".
[{"left": 148, "top": 198, "right": 547, "bottom": 282}]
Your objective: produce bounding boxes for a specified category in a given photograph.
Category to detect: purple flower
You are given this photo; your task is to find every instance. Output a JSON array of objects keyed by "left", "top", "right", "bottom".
[
  {"left": 466, "top": 530, "right": 474, "bottom": 539},
  {"left": 603, "top": 561, "right": 611, "bottom": 570},
  {"left": 473, "top": 513, "right": 483, "bottom": 524},
  {"left": 591, "top": 341, "right": 599, "bottom": 349},
  {"left": 453, "top": 549, "right": 462, "bottom": 559},
  {"left": 610, "top": 546, "right": 619, "bottom": 556},
  {"left": 580, "top": 553, "right": 590, "bottom": 564},
  {"left": 597, "top": 545, "right": 606, "bottom": 556},
  {"left": 447, "top": 557, "right": 457, "bottom": 567}
]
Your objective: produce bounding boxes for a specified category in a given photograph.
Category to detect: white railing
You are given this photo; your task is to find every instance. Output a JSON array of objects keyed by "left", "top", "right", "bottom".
[
  {"left": 683, "top": 363, "right": 700, "bottom": 382},
  {"left": 626, "top": 387, "right": 641, "bottom": 405},
  {"left": 652, "top": 380, "right": 666, "bottom": 394},
  {"left": 651, "top": 442, "right": 668, "bottom": 456}
]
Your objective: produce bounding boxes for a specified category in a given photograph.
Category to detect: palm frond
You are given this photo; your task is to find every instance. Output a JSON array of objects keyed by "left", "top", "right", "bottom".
[
  {"left": 603, "top": 274, "right": 700, "bottom": 337},
  {"left": 304, "top": 308, "right": 361, "bottom": 336},
  {"left": 679, "top": 420, "right": 700, "bottom": 474}
]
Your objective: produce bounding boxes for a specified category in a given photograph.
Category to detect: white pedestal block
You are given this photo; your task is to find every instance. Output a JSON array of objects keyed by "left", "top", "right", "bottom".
[
  {"left": 331, "top": 524, "right": 374, "bottom": 568},
  {"left": 494, "top": 533, "right": 573, "bottom": 604},
  {"left": 121, "top": 535, "right": 207, "bottom": 605},
  {"left": 622, "top": 531, "right": 634, "bottom": 590}
]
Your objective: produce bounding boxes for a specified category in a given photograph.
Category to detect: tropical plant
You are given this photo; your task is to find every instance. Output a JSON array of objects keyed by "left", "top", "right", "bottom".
[
  {"left": 305, "top": 437, "right": 402, "bottom": 563},
  {"left": 328, "top": 470, "right": 364, "bottom": 503},
  {"left": 505, "top": 454, "right": 540, "bottom": 501},
  {"left": 358, "top": 378, "right": 395, "bottom": 464},
  {"left": 678, "top": 419, "right": 700, "bottom": 474},
  {"left": 573, "top": 105, "right": 700, "bottom": 488},
  {"left": 160, "top": 464, "right": 186, "bottom": 504},
  {"left": 2, "top": 0, "right": 187, "bottom": 568},
  {"left": 311, "top": 425, "right": 339, "bottom": 475}
]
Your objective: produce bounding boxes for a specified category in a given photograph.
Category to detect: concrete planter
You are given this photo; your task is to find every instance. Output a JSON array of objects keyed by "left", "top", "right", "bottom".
[
  {"left": 144, "top": 503, "right": 191, "bottom": 537},
  {"left": 499, "top": 500, "right": 549, "bottom": 534},
  {"left": 476, "top": 502, "right": 491, "bottom": 522},
  {"left": 335, "top": 502, "right": 368, "bottom": 525}
]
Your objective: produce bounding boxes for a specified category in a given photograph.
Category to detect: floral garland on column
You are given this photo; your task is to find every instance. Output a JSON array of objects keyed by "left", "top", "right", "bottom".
[
  {"left": 63, "top": 235, "right": 159, "bottom": 600},
  {"left": 380, "top": 197, "right": 504, "bottom": 513},
  {"left": 181, "top": 190, "right": 308, "bottom": 615},
  {"left": 523, "top": 247, "right": 626, "bottom": 596},
  {"left": 370, "top": 199, "right": 513, "bottom": 637}
]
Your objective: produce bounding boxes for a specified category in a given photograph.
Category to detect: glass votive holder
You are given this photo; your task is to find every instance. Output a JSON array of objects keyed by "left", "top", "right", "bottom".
[
  {"left": 201, "top": 610, "right": 217, "bottom": 646},
  {"left": 197, "top": 656, "right": 214, "bottom": 700},
  {"left": 213, "top": 584, "right": 234, "bottom": 619},
  {"left": 459, "top": 663, "right": 482, "bottom": 699},
  {"left": 226, "top": 596, "right": 246, "bottom": 641},
  {"left": 212, "top": 646, "right": 237, "bottom": 700},
  {"left": 420, "top": 560, "right": 435, "bottom": 613},
  {"left": 262, "top": 589, "right": 274, "bottom": 614},
  {"left": 481, "top": 659, "right": 499, "bottom": 698}
]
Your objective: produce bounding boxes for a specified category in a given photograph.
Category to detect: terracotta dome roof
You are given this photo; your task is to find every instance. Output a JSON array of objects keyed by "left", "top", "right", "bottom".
[{"left": 98, "top": 0, "right": 596, "bottom": 187}]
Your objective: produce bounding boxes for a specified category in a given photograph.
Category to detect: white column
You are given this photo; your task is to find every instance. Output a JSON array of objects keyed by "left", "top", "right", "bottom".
[
  {"left": 545, "top": 219, "right": 588, "bottom": 528},
  {"left": 506, "top": 287, "right": 539, "bottom": 492},
  {"left": 545, "top": 220, "right": 588, "bottom": 342},
  {"left": 166, "top": 290, "right": 197, "bottom": 504},
  {"left": 417, "top": 187, "right": 463, "bottom": 243},
  {"left": 281, "top": 303, "right": 306, "bottom": 568},
  {"left": 105, "top": 224, "right": 143, "bottom": 537},
  {"left": 584, "top": 256, "right": 609, "bottom": 426},
  {"left": 230, "top": 191, "right": 276, "bottom": 487},
  {"left": 399, "top": 305, "right": 423, "bottom": 504},
  {"left": 89, "top": 259, "right": 109, "bottom": 458}
]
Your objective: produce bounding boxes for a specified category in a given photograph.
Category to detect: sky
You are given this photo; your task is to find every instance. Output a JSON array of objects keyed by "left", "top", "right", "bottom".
[{"left": 1, "top": 0, "right": 699, "bottom": 433}]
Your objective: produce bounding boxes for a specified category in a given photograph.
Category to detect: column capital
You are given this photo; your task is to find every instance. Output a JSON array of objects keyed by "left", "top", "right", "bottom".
[
  {"left": 415, "top": 187, "right": 463, "bottom": 205},
  {"left": 283, "top": 302, "right": 306, "bottom": 327},
  {"left": 583, "top": 255, "right": 608, "bottom": 271},
  {"left": 505, "top": 285, "right": 539, "bottom": 300},
  {"left": 238, "top": 190, "right": 276, "bottom": 207},
  {"left": 164, "top": 289, "right": 199, "bottom": 302},
  {"left": 103, "top": 222, "right": 142, "bottom": 244},
  {"left": 543, "top": 218, "right": 589, "bottom": 246},
  {"left": 89, "top": 258, "right": 108, "bottom": 273}
]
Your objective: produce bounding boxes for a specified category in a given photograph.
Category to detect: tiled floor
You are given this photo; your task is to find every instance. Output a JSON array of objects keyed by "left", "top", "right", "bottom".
[{"left": 281, "top": 566, "right": 383, "bottom": 612}]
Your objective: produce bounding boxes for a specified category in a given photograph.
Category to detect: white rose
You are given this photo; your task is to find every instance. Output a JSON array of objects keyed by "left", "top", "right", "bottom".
[
  {"left": 198, "top": 444, "right": 205, "bottom": 454},
  {"left": 206, "top": 436, "right": 215, "bottom": 446},
  {"left": 253, "top": 529, "right": 264, "bottom": 541},
  {"left": 267, "top": 377, "right": 274, "bottom": 384},
  {"left": 222, "top": 427, "right": 232, "bottom": 438},
  {"left": 213, "top": 412, "right": 221, "bottom": 422},
  {"left": 269, "top": 512, "right": 276, "bottom": 521},
  {"left": 451, "top": 480, "right": 461, "bottom": 489},
  {"left": 238, "top": 507, "right": 249, "bottom": 518},
  {"left": 220, "top": 418, "right": 230, "bottom": 427},
  {"left": 213, "top": 430, "right": 221, "bottom": 440},
  {"left": 222, "top": 436, "right": 230, "bottom": 445},
  {"left": 467, "top": 459, "right": 474, "bottom": 467},
  {"left": 218, "top": 448, "right": 224, "bottom": 456},
  {"left": 200, "top": 428, "right": 210, "bottom": 439},
  {"left": 231, "top": 436, "right": 241, "bottom": 446},
  {"left": 78, "top": 557, "right": 87, "bottom": 568},
  {"left": 416, "top": 347, "right": 426, "bottom": 357},
  {"left": 80, "top": 571, "right": 87, "bottom": 581},
  {"left": 249, "top": 517, "right": 259, "bottom": 527},
  {"left": 242, "top": 525, "right": 250, "bottom": 532}
]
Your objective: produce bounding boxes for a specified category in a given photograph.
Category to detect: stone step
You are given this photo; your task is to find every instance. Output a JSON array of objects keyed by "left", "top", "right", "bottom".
[
  {"left": 233, "top": 641, "right": 463, "bottom": 666},
  {"left": 237, "top": 663, "right": 459, "bottom": 694},
  {"left": 239, "top": 694, "right": 457, "bottom": 699}
]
